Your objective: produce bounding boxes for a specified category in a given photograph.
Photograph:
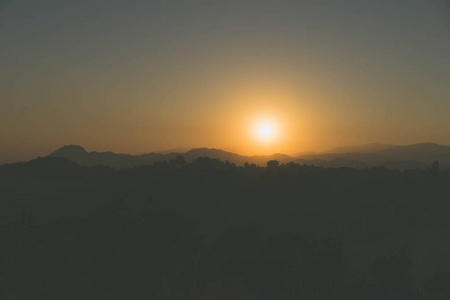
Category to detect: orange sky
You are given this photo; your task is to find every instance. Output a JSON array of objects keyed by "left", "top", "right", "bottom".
[{"left": 1, "top": 1, "right": 449, "bottom": 163}]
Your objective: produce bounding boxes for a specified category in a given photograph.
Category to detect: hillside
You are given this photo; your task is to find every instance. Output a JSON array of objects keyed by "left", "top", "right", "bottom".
[{"left": 46, "top": 142, "right": 450, "bottom": 170}]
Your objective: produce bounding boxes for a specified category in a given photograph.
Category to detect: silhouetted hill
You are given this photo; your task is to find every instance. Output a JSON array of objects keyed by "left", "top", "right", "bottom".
[
  {"left": 50, "top": 145, "right": 88, "bottom": 157},
  {"left": 154, "top": 147, "right": 192, "bottom": 154},
  {"left": 0, "top": 156, "right": 80, "bottom": 174},
  {"left": 296, "top": 158, "right": 370, "bottom": 169},
  {"left": 297, "top": 142, "right": 450, "bottom": 169},
  {"left": 47, "top": 145, "right": 297, "bottom": 168},
  {"left": 45, "top": 142, "right": 450, "bottom": 170},
  {"left": 325, "top": 143, "right": 395, "bottom": 154},
  {"left": 183, "top": 148, "right": 246, "bottom": 164},
  {"left": 50, "top": 146, "right": 134, "bottom": 168},
  {"left": 373, "top": 142, "right": 450, "bottom": 163},
  {"left": 250, "top": 153, "right": 297, "bottom": 166}
]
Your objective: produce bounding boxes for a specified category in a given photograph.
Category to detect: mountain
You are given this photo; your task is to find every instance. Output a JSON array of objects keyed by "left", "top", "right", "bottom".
[
  {"left": 372, "top": 143, "right": 450, "bottom": 163},
  {"left": 50, "top": 146, "right": 135, "bottom": 168},
  {"left": 325, "top": 143, "right": 395, "bottom": 154},
  {"left": 297, "top": 142, "right": 450, "bottom": 169},
  {"left": 153, "top": 147, "right": 193, "bottom": 154},
  {"left": 0, "top": 156, "right": 80, "bottom": 174},
  {"left": 249, "top": 153, "right": 296, "bottom": 166},
  {"left": 292, "top": 151, "right": 317, "bottom": 157},
  {"left": 48, "top": 145, "right": 298, "bottom": 168},
  {"left": 183, "top": 148, "right": 247, "bottom": 164},
  {"left": 47, "top": 142, "right": 450, "bottom": 170},
  {"left": 50, "top": 145, "right": 88, "bottom": 157}
]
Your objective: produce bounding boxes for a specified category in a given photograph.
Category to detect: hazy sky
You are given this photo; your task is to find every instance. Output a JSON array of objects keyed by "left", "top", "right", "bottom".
[{"left": 1, "top": 0, "right": 449, "bottom": 163}]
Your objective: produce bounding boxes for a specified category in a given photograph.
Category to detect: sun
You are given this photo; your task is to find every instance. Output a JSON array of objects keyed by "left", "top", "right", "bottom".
[{"left": 253, "top": 119, "right": 278, "bottom": 142}]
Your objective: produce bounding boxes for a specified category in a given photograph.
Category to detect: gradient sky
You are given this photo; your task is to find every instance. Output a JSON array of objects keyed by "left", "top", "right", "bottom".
[{"left": 1, "top": 0, "right": 450, "bottom": 163}]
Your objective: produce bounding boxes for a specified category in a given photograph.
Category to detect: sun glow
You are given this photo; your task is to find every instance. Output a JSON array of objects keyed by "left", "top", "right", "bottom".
[
  {"left": 235, "top": 95, "right": 303, "bottom": 155},
  {"left": 253, "top": 119, "right": 278, "bottom": 143}
]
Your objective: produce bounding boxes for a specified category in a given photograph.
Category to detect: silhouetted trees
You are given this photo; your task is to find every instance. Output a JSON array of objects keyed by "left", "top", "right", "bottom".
[
  {"left": 424, "top": 271, "right": 450, "bottom": 298},
  {"left": 266, "top": 160, "right": 279, "bottom": 168},
  {"left": 369, "top": 247, "right": 413, "bottom": 299},
  {"left": 432, "top": 160, "right": 440, "bottom": 171},
  {"left": 1, "top": 156, "right": 450, "bottom": 298}
]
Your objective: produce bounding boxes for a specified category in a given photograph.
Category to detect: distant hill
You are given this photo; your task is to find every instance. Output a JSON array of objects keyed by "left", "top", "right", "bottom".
[
  {"left": 48, "top": 145, "right": 297, "bottom": 168},
  {"left": 153, "top": 147, "right": 193, "bottom": 154},
  {"left": 46, "top": 142, "right": 450, "bottom": 170},
  {"left": 325, "top": 143, "right": 395, "bottom": 154},
  {"left": 50, "top": 145, "right": 135, "bottom": 168},
  {"left": 249, "top": 153, "right": 296, "bottom": 166},
  {"left": 50, "top": 145, "right": 88, "bottom": 157},
  {"left": 297, "top": 142, "right": 450, "bottom": 169},
  {"left": 0, "top": 156, "right": 80, "bottom": 173},
  {"left": 372, "top": 143, "right": 450, "bottom": 163},
  {"left": 182, "top": 148, "right": 247, "bottom": 165}
]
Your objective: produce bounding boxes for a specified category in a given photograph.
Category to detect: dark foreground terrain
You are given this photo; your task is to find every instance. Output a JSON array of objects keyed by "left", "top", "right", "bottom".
[{"left": 1, "top": 156, "right": 450, "bottom": 299}]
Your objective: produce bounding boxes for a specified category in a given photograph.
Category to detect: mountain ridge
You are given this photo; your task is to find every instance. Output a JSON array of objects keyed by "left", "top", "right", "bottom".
[
  {"left": 324, "top": 143, "right": 395, "bottom": 154},
  {"left": 50, "top": 145, "right": 88, "bottom": 156},
  {"left": 46, "top": 142, "right": 450, "bottom": 170}
]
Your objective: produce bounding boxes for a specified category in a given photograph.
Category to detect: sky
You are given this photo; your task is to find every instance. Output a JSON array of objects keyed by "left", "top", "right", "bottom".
[{"left": 1, "top": 0, "right": 449, "bottom": 163}]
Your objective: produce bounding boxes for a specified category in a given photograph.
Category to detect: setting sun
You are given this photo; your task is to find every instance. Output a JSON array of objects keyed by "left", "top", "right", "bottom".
[
  {"left": 253, "top": 119, "right": 279, "bottom": 143},
  {"left": 258, "top": 124, "right": 274, "bottom": 139}
]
